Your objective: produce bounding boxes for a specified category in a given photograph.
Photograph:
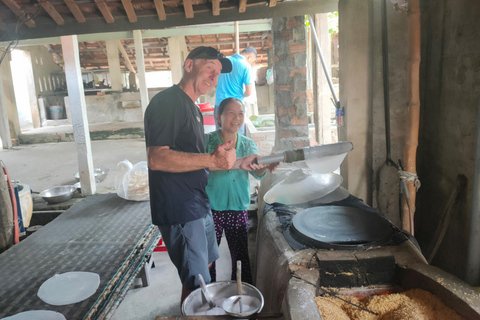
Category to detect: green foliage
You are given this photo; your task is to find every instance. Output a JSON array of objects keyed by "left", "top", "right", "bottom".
[{"left": 328, "top": 11, "right": 339, "bottom": 35}]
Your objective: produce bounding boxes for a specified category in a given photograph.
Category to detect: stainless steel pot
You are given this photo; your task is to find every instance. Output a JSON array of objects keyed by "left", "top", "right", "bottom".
[{"left": 182, "top": 281, "right": 264, "bottom": 316}]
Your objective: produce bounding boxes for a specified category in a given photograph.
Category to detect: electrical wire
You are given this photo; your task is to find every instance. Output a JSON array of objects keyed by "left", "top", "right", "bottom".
[{"left": 0, "top": 3, "right": 41, "bottom": 66}]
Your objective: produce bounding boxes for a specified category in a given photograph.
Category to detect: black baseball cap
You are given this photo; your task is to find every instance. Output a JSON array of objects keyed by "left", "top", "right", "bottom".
[{"left": 185, "top": 46, "right": 232, "bottom": 73}]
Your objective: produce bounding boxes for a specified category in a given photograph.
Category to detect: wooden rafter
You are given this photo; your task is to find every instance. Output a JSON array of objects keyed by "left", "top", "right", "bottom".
[
  {"left": 117, "top": 40, "right": 136, "bottom": 73},
  {"left": 183, "top": 0, "right": 194, "bottom": 19},
  {"left": 82, "top": 42, "right": 95, "bottom": 60},
  {"left": 37, "top": 0, "right": 65, "bottom": 25},
  {"left": 239, "top": 0, "right": 247, "bottom": 13},
  {"left": 212, "top": 0, "right": 220, "bottom": 16},
  {"left": 94, "top": 0, "right": 115, "bottom": 23},
  {"left": 121, "top": 0, "right": 137, "bottom": 23},
  {"left": 269, "top": 0, "right": 276, "bottom": 7},
  {"left": 153, "top": 0, "right": 166, "bottom": 20},
  {"left": 1, "top": 0, "right": 36, "bottom": 27},
  {"left": 64, "top": 0, "right": 86, "bottom": 23}
]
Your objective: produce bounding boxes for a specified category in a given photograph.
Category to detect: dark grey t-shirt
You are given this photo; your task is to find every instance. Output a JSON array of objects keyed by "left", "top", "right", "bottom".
[{"left": 144, "top": 85, "right": 210, "bottom": 226}]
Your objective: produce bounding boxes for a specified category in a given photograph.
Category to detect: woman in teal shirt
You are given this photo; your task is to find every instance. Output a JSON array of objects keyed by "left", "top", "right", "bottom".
[{"left": 206, "top": 98, "right": 275, "bottom": 284}]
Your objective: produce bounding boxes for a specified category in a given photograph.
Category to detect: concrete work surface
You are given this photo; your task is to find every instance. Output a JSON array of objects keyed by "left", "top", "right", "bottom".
[{"left": 0, "top": 139, "right": 234, "bottom": 319}]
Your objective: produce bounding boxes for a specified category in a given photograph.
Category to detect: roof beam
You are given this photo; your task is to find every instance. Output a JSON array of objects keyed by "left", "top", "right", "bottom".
[
  {"left": 239, "top": 0, "right": 247, "bottom": 13},
  {"left": 183, "top": 0, "right": 194, "bottom": 19},
  {"left": 0, "top": 21, "right": 272, "bottom": 46},
  {"left": 212, "top": 0, "right": 220, "bottom": 16},
  {"left": 1, "top": 0, "right": 36, "bottom": 27},
  {"left": 64, "top": 0, "right": 86, "bottom": 23},
  {"left": 117, "top": 40, "right": 136, "bottom": 74},
  {"left": 121, "top": 0, "right": 137, "bottom": 23},
  {"left": 153, "top": 0, "right": 166, "bottom": 20},
  {"left": 94, "top": 0, "right": 115, "bottom": 23},
  {"left": 4, "top": 0, "right": 337, "bottom": 41},
  {"left": 37, "top": 0, "right": 65, "bottom": 25}
]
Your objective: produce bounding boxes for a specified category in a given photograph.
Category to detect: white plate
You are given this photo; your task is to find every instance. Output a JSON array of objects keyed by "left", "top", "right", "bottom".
[
  {"left": 263, "top": 169, "right": 343, "bottom": 205},
  {"left": 37, "top": 272, "right": 100, "bottom": 306},
  {"left": 1, "top": 310, "right": 66, "bottom": 320}
]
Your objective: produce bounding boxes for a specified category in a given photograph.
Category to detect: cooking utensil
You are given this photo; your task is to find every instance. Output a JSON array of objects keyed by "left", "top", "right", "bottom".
[
  {"left": 182, "top": 281, "right": 264, "bottom": 316},
  {"left": 222, "top": 295, "right": 262, "bottom": 317},
  {"left": 221, "top": 260, "right": 262, "bottom": 317},
  {"left": 255, "top": 142, "right": 353, "bottom": 173},
  {"left": 308, "top": 186, "right": 350, "bottom": 205},
  {"left": 236, "top": 261, "right": 243, "bottom": 295},
  {"left": 39, "top": 185, "right": 77, "bottom": 204},
  {"left": 198, "top": 274, "right": 215, "bottom": 309},
  {"left": 291, "top": 206, "right": 393, "bottom": 250},
  {"left": 74, "top": 167, "right": 109, "bottom": 182},
  {"left": 263, "top": 169, "right": 342, "bottom": 205}
]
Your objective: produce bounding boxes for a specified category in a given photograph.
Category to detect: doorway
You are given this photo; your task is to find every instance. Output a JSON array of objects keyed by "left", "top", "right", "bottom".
[{"left": 10, "top": 50, "right": 40, "bottom": 131}]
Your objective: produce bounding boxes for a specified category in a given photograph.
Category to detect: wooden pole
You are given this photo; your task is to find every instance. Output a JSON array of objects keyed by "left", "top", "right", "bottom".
[
  {"left": 235, "top": 21, "right": 240, "bottom": 54},
  {"left": 402, "top": 0, "right": 421, "bottom": 234}
]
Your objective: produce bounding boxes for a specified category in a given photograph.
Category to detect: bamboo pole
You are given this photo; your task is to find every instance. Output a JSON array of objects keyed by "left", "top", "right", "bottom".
[{"left": 402, "top": 0, "right": 421, "bottom": 234}]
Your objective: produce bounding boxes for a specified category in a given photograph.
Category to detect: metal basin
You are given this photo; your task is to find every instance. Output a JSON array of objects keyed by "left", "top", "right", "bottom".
[
  {"left": 74, "top": 168, "right": 109, "bottom": 182},
  {"left": 40, "top": 185, "right": 77, "bottom": 204},
  {"left": 182, "top": 281, "right": 264, "bottom": 316}
]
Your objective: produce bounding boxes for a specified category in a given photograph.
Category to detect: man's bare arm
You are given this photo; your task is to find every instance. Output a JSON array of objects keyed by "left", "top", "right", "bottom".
[
  {"left": 148, "top": 141, "right": 235, "bottom": 172},
  {"left": 244, "top": 84, "right": 253, "bottom": 98}
]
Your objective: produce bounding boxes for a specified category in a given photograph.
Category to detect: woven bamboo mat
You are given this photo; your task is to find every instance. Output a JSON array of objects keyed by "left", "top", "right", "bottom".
[{"left": 0, "top": 193, "right": 159, "bottom": 320}]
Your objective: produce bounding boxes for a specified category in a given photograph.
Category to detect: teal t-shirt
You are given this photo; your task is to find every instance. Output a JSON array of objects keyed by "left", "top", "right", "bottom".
[{"left": 205, "top": 130, "right": 265, "bottom": 211}]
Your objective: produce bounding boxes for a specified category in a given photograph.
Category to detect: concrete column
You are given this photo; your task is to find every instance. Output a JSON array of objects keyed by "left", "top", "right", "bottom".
[
  {"left": 0, "top": 66, "right": 12, "bottom": 149},
  {"left": 168, "top": 36, "right": 188, "bottom": 85},
  {"left": 0, "top": 52, "right": 20, "bottom": 145},
  {"left": 25, "top": 51, "right": 41, "bottom": 129},
  {"left": 272, "top": 16, "right": 310, "bottom": 151},
  {"left": 133, "top": 30, "right": 148, "bottom": 113},
  {"left": 338, "top": 0, "right": 372, "bottom": 204},
  {"left": 61, "top": 35, "right": 96, "bottom": 196},
  {"left": 312, "top": 13, "right": 333, "bottom": 145},
  {"left": 105, "top": 40, "right": 123, "bottom": 91}
]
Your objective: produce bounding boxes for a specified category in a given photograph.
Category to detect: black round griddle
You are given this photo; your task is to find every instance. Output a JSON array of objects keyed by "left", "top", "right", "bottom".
[{"left": 290, "top": 206, "right": 393, "bottom": 250}]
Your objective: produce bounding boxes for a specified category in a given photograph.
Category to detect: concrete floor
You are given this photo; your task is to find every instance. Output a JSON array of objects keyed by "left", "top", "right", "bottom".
[{"left": 0, "top": 139, "right": 245, "bottom": 319}]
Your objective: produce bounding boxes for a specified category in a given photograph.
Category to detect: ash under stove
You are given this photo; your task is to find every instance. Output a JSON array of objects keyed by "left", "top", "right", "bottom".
[{"left": 265, "top": 194, "right": 416, "bottom": 251}]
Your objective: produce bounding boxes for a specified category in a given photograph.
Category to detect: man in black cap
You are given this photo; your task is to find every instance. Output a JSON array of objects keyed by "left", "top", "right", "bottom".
[
  {"left": 214, "top": 46, "right": 258, "bottom": 135},
  {"left": 144, "top": 46, "right": 263, "bottom": 303}
]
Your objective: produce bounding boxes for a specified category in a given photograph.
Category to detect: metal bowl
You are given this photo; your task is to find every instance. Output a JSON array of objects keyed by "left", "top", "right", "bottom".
[
  {"left": 182, "top": 281, "right": 264, "bottom": 316},
  {"left": 74, "top": 167, "right": 109, "bottom": 182},
  {"left": 40, "top": 185, "right": 77, "bottom": 204}
]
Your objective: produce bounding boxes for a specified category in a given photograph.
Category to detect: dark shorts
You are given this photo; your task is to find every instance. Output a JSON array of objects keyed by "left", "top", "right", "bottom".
[{"left": 158, "top": 211, "right": 219, "bottom": 290}]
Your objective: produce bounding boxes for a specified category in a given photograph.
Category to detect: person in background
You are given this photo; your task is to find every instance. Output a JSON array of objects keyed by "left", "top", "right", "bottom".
[
  {"left": 144, "top": 47, "right": 263, "bottom": 304},
  {"left": 214, "top": 46, "right": 257, "bottom": 135},
  {"left": 206, "top": 98, "right": 278, "bottom": 284}
]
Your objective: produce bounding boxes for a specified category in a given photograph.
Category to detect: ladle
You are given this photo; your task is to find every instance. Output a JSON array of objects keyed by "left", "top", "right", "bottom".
[
  {"left": 222, "top": 261, "right": 262, "bottom": 317},
  {"left": 197, "top": 274, "right": 215, "bottom": 309}
]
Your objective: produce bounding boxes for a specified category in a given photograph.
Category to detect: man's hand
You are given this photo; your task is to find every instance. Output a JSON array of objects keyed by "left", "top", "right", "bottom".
[
  {"left": 212, "top": 140, "right": 236, "bottom": 170},
  {"left": 239, "top": 154, "right": 264, "bottom": 171}
]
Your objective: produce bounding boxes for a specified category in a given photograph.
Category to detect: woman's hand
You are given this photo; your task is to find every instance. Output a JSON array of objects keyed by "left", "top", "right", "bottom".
[
  {"left": 266, "top": 162, "right": 280, "bottom": 173},
  {"left": 239, "top": 154, "right": 262, "bottom": 171}
]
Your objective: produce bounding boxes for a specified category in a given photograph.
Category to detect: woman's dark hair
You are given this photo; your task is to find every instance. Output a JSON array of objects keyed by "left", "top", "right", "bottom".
[{"left": 217, "top": 98, "right": 244, "bottom": 117}]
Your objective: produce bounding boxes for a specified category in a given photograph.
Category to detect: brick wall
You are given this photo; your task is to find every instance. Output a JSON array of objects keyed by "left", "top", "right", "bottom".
[{"left": 272, "top": 16, "right": 310, "bottom": 151}]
